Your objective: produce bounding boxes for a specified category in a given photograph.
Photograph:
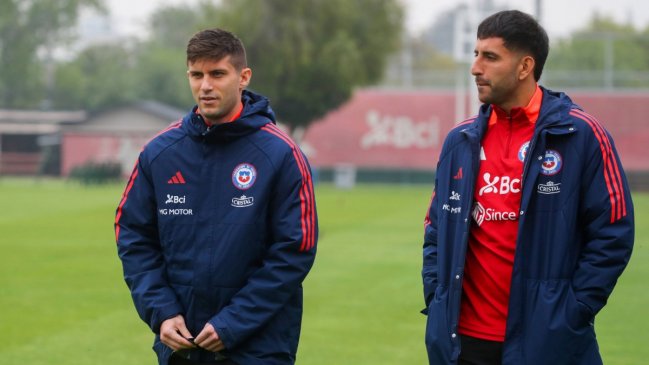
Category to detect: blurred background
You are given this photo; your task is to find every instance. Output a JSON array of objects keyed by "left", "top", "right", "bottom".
[
  {"left": 1, "top": 1, "right": 648, "bottom": 364},
  {"left": 1, "top": 0, "right": 648, "bottom": 186}
]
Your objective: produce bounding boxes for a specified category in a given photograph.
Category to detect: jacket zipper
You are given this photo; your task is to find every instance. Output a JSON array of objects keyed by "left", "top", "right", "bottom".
[
  {"left": 506, "top": 115, "right": 513, "bottom": 157},
  {"left": 452, "top": 127, "right": 481, "bottom": 352},
  {"left": 202, "top": 125, "right": 212, "bottom": 138}
]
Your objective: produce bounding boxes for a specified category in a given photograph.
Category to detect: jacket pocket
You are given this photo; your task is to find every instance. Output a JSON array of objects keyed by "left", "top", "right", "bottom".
[
  {"left": 424, "top": 286, "right": 453, "bottom": 364},
  {"left": 522, "top": 280, "right": 597, "bottom": 364}
]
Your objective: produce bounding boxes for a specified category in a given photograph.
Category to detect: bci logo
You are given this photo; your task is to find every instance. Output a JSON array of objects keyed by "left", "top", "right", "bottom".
[
  {"left": 165, "top": 194, "right": 186, "bottom": 204},
  {"left": 360, "top": 110, "right": 440, "bottom": 149},
  {"left": 478, "top": 173, "right": 521, "bottom": 196}
]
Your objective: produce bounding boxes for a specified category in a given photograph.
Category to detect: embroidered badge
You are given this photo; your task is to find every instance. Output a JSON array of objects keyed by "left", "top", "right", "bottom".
[
  {"left": 232, "top": 163, "right": 257, "bottom": 190},
  {"left": 537, "top": 181, "right": 561, "bottom": 195},
  {"left": 231, "top": 195, "right": 254, "bottom": 207},
  {"left": 518, "top": 141, "right": 530, "bottom": 162},
  {"left": 540, "top": 150, "right": 562, "bottom": 176}
]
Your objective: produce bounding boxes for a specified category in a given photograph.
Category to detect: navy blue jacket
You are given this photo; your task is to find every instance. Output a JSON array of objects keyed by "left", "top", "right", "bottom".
[
  {"left": 115, "top": 90, "right": 318, "bottom": 365},
  {"left": 422, "top": 87, "right": 634, "bottom": 365}
]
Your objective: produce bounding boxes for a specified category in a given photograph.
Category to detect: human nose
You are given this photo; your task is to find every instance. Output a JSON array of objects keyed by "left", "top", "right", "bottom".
[
  {"left": 200, "top": 76, "right": 213, "bottom": 91},
  {"left": 470, "top": 58, "right": 481, "bottom": 76}
]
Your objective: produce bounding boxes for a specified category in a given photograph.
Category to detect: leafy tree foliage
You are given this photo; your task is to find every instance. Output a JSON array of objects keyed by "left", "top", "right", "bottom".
[
  {"left": 409, "top": 39, "right": 457, "bottom": 72},
  {"left": 0, "top": 0, "right": 104, "bottom": 108},
  {"left": 132, "top": 44, "right": 195, "bottom": 110},
  {"left": 148, "top": 5, "right": 200, "bottom": 49},
  {"left": 52, "top": 4, "right": 198, "bottom": 112},
  {"left": 546, "top": 15, "right": 649, "bottom": 88},
  {"left": 131, "top": 5, "right": 201, "bottom": 110},
  {"left": 7, "top": 0, "right": 403, "bottom": 130},
  {"left": 120, "top": 0, "right": 403, "bottom": 132},
  {"left": 53, "top": 43, "right": 138, "bottom": 111},
  {"left": 208, "top": 0, "right": 404, "bottom": 132}
]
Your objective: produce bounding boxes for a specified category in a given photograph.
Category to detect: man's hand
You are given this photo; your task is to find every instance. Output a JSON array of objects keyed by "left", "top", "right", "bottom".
[
  {"left": 194, "top": 323, "right": 225, "bottom": 352},
  {"left": 160, "top": 315, "right": 195, "bottom": 351}
]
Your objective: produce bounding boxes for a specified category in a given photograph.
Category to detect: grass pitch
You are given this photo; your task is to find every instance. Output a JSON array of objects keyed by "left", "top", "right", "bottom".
[{"left": 0, "top": 178, "right": 646, "bottom": 364}]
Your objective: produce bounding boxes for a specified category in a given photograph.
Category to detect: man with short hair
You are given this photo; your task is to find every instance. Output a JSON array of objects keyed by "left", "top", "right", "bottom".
[
  {"left": 115, "top": 28, "right": 318, "bottom": 365},
  {"left": 422, "top": 10, "right": 634, "bottom": 365}
]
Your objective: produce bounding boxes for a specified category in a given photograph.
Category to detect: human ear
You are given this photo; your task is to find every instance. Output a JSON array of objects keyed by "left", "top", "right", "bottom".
[
  {"left": 239, "top": 68, "right": 252, "bottom": 90},
  {"left": 519, "top": 55, "right": 535, "bottom": 80}
]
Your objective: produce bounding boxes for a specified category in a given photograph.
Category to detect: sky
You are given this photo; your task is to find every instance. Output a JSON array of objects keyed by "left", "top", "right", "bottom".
[{"left": 104, "top": 0, "right": 649, "bottom": 39}]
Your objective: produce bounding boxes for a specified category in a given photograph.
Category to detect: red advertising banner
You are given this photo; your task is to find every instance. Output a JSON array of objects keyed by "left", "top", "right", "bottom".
[{"left": 303, "top": 89, "right": 649, "bottom": 171}]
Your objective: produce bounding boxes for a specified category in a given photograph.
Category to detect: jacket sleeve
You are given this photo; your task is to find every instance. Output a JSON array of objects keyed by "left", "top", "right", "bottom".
[
  {"left": 422, "top": 182, "right": 439, "bottom": 309},
  {"left": 572, "top": 128, "right": 634, "bottom": 316},
  {"left": 209, "top": 148, "right": 318, "bottom": 349},
  {"left": 115, "top": 156, "right": 183, "bottom": 333}
]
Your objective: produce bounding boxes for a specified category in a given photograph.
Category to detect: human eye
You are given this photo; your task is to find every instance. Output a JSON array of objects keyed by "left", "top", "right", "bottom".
[
  {"left": 210, "top": 70, "right": 226, "bottom": 78},
  {"left": 484, "top": 52, "right": 498, "bottom": 61}
]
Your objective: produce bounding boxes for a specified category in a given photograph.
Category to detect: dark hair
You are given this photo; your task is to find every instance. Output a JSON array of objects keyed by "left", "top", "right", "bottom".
[
  {"left": 186, "top": 28, "right": 247, "bottom": 70},
  {"left": 477, "top": 10, "right": 549, "bottom": 81}
]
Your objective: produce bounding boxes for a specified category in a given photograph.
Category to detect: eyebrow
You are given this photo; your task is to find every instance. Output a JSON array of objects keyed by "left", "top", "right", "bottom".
[
  {"left": 188, "top": 68, "right": 228, "bottom": 74},
  {"left": 476, "top": 49, "right": 499, "bottom": 57}
]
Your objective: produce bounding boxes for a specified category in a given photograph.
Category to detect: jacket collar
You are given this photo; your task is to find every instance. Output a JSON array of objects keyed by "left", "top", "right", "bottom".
[
  {"left": 466, "top": 86, "right": 577, "bottom": 139},
  {"left": 183, "top": 90, "right": 277, "bottom": 143},
  {"left": 490, "top": 85, "right": 543, "bottom": 126}
]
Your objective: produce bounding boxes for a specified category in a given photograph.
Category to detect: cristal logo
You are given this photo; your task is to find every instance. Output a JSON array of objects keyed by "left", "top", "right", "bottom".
[
  {"left": 538, "top": 181, "right": 561, "bottom": 195},
  {"left": 478, "top": 173, "right": 521, "bottom": 196},
  {"left": 471, "top": 202, "right": 518, "bottom": 226},
  {"left": 165, "top": 195, "right": 186, "bottom": 204},
  {"left": 231, "top": 195, "right": 254, "bottom": 208}
]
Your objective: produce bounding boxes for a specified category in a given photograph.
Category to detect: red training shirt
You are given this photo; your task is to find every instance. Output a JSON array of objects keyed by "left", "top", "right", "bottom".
[{"left": 458, "top": 86, "right": 542, "bottom": 341}]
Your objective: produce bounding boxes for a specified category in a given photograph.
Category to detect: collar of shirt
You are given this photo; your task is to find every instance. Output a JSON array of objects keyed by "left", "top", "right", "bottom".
[
  {"left": 489, "top": 85, "right": 542, "bottom": 126},
  {"left": 196, "top": 102, "right": 244, "bottom": 127}
]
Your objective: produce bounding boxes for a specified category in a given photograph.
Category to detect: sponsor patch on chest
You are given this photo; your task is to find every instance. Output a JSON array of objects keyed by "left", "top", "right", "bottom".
[
  {"left": 540, "top": 150, "right": 562, "bottom": 176},
  {"left": 232, "top": 163, "right": 257, "bottom": 190},
  {"left": 537, "top": 181, "right": 561, "bottom": 195},
  {"left": 159, "top": 193, "right": 193, "bottom": 216},
  {"left": 231, "top": 195, "right": 254, "bottom": 208}
]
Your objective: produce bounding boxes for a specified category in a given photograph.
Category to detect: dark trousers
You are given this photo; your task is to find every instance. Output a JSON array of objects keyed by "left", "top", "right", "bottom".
[
  {"left": 458, "top": 335, "right": 503, "bottom": 365},
  {"left": 169, "top": 353, "right": 238, "bottom": 365}
]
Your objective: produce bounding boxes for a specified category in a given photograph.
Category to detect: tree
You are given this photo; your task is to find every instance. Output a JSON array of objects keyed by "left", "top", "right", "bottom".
[
  {"left": 43, "top": 0, "right": 404, "bottom": 128},
  {"left": 546, "top": 14, "right": 649, "bottom": 88},
  {"left": 0, "top": 0, "right": 104, "bottom": 108},
  {"left": 52, "top": 4, "right": 199, "bottom": 112},
  {"left": 148, "top": 5, "right": 200, "bottom": 49},
  {"left": 132, "top": 5, "right": 202, "bottom": 110},
  {"left": 133, "top": 43, "right": 194, "bottom": 110},
  {"left": 52, "top": 43, "right": 138, "bottom": 111},
  {"left": 203, "top": 0, "right": 404, "bottom": 134}
]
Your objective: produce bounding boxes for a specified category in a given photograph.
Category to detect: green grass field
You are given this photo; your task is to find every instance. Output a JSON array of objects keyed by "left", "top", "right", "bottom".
[{"left": 0, "top": 178, "right": 647, "bottom": 364}]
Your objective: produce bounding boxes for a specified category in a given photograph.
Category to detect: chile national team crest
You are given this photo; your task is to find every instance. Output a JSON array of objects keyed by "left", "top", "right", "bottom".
[
  {"left": 232, "top": 163, "right": 257, "bottom": 190},
  {"left": 540, "top": 150, "right": 562, "bottom": 176},
  {"left": 518, "top": 141, "right": 530, "bottom": 162}
]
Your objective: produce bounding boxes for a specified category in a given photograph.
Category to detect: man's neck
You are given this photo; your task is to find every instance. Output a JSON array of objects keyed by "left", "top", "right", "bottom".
[
  {"left": 203, "top": 101, "right": 244, "bottom": 126},
  {"left": 497, "top": 81, "right": 538, "bottom": 116}
]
